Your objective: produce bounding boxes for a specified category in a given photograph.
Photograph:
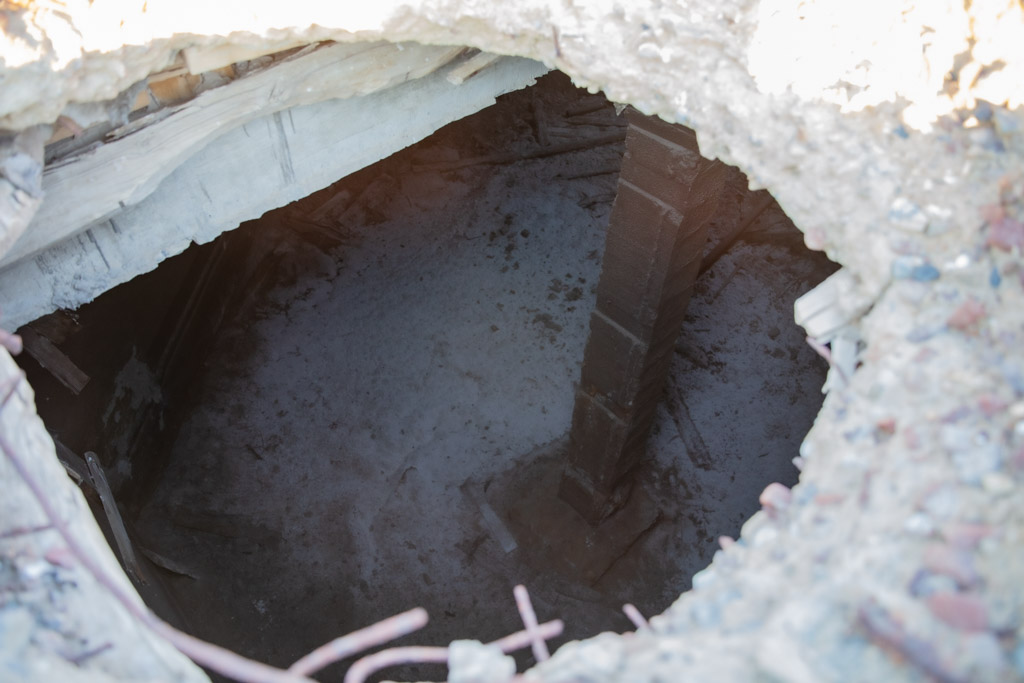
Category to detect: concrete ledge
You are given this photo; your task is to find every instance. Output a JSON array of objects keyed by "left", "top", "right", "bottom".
[{"left": 0, "top": 54, "right": 548, "bottom": 330}]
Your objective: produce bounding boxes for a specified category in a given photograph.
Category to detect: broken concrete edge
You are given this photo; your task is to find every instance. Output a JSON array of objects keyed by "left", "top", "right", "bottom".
[
  {"left": 0, "top": 54, "right": 550, "bottom": 330},
  {"left": 1, "top": 42, "right": 468, "bottom": 271},
  {"left": 1, "top": 3, "right": 1022, "bottom": 301},
  {"left": 0, "top": 2, "right": 1020, "bottom": 682}
]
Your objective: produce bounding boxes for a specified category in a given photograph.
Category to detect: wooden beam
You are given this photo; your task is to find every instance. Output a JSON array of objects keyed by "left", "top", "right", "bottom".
[
  {"left": 85, "top": 451, "right": 146, "bottom": 586},
  {"left": 19, "top": 327, "right": 90, "bottom": 395},
  {"left": 1, "top": 41, "right": 465, "bottom": 270}
]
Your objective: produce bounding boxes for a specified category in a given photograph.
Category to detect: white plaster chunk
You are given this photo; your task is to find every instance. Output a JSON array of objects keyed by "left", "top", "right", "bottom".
[{"left": 448, "top": 640, "right": 516, "bottom": 683}]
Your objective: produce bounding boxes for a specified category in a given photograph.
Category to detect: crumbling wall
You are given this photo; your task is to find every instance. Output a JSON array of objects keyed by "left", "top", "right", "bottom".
[{"left": 1, "top": 1, "right": 1023, "bottom": 681}]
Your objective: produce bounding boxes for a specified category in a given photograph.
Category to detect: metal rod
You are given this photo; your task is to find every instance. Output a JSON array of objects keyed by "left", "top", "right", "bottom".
[
  {"left": 343, "top": 646, "right": 450, "bottom": 683},
  {"left": 622, "top": 603, "right": 649, "bottom": 630},
  {"left": 513, "top": 584, "right": 549, "bottom": 662},
  {"left": 289, "top": 608, "right": 429, "bottom": 676},
  {"left": 343, "top": 619, "right": 564, "bottom": 683}
]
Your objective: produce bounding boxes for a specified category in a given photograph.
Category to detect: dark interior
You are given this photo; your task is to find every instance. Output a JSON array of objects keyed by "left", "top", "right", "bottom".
[{"left": 17, "top": 72, "right": 837, "bottom": 681}]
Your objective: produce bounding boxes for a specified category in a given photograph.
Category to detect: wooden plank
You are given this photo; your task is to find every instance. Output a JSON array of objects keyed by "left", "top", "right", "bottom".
[
  {"left": 19, "top": 327, "right": 90, "bottom": 394},
  {"left": 51, "top": 436, "right": 90, "bottom": 486},
  {"left": 23, "top": 310, "right": 80, "bottom": 346},
  {"left": 138, "top": 546, "right": 200, "bottom": 580},
  {"left": 2, "top": 41, "right": 465, "bottom": 270},
  {"left": 85, "top": 451, "right": 145, "bottom": 586},
  {"left": 182, "top": 40, "right": 311, "bottom": 75},
  {"left": 147, "top": 72, "right": 203, "bottom": 107}
]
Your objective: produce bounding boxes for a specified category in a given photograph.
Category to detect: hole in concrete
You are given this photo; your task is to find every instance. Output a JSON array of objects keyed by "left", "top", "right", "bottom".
[{"left": 17, "top": 72, "right": 837, "bottom": 680}]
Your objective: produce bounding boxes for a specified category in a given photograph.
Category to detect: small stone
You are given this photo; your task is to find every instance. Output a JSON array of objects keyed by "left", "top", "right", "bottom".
[
  {"left": 19, "top": 560, "right": 50, "bottom": 582},
  {"left": 689, "top": 600, "right": 721, "bottom": 629},
  {"left": 981, "top": 204, "right": 1006, "bottom": 224},
  {"left": 948, "top": 299, "right": 986, "bottom": 331},
  {"left": 952, "top": 443, "right": 1002, "bottom": 484},
  {"left": 981, "top": 471, "right": 1014, "bottom": 494},
  {"left": 753, "top": 526, "right": 778, "bottom": 547},
  {"left": 923, "top": 544, "right": 979, "bottom": 587},
  {"left": 906, "top": 323, "right": 943, "bottom": 343},
  {"left": 926, "top": 592, "right": 989, "bottom": 632},
  {"left": 993, "top": 106, "right": 1020, "bottom": 134},
  {"left": 941, "top": 522, "right": 993, "bottom": 549},
  {"left": 691, "top": 568, "right": 717, "bottom": 590},
  {"left": 448, "top": 640, "right": 516, "bottom": 683},
  {"left": 940, "top": 425, "right": 973, "bottom": 451},
  {"left": 961, "top": 633, "right": 1008, "bottom": 677},
  {"left": 923, "top": 484, "right": 960, "bottom": 519},
  {"left": 759, "top": 482, "right": 792, "bottom": 516},
  {"left": 892, "top": 255, "right": 927, "bottom": 279},
  {"left": 1013, "top": 640, "right": 1024, "bottom": 675},
  {"left": 793, "top": 482, "right": 817, "bottom": 505},
  {"left": 637, "top": 42, "right": 661, "bottom": 60},
  {"left": 904, "top": 513, "right": 934, "bottom": 535},
  {"left": 889, "top": 197, "right": 928, "bottom": 231},
  {"left": 43, "top": 546, "right": 75, "bottom": 570},
  {"left": 977, "top": 394, "right": 1007, "bottom": 418},
  {"left": 908, "top": 570, "right": 958, "bottom": 597},
  {"left": 988, "top": 218, "right": 1024, "bottom": 251},
  {"left": 910, "top": 262, "right": 940, "bottom": 281}
]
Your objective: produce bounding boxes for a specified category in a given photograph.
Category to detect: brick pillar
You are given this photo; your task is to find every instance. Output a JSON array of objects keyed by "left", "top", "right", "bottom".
[{"left": 559, "top": 109, "right": 725, "bottom": 523}]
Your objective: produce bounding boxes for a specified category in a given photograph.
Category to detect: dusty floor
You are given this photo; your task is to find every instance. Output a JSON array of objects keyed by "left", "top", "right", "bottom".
[{"left": 125, "top": 74, "right": 837, "bottom": 680}]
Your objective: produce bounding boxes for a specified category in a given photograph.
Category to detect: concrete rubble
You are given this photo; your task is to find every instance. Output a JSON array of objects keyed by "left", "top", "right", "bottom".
[{"left": 1, "top": 1, "right": 1023, "bottom": 682}]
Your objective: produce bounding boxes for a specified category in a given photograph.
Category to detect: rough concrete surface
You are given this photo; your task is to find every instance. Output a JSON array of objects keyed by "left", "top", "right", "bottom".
[
  {"left": 0, "top": 51, "right": 548, "bottom": 330},
  {"left": 0, "top": 1, "right": 1023, "bottom": 682}
]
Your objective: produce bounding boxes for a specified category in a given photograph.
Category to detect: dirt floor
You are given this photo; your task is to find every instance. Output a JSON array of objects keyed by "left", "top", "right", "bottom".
[{"left": 120, "top": 73, "right": 838, "bottom": 681}]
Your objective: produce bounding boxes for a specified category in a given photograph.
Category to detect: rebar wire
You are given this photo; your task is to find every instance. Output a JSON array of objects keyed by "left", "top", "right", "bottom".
[
  {"left": 622, "top": 604, "right": 649, "bottom": 630},
  {"left": 344, "top": 619, "right": 565, "bottom": 683},
  {"left": 344, "top": 646, "right": 451, "bottom": 683},
  {"left": 514, "top": 584, "right": 549, "bottom": 662},
  {"left": 288, "top": 607, "right": 429, "bottom": 676},
  {"left": 805, "top": 335, "right": 849, "bottom": 384},
  {"left": 490, "top": 619, "right": 563, "bottom": 654}
]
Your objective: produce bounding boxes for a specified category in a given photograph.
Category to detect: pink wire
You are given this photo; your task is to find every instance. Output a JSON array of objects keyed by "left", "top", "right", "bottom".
[{"left": 514, "top": 584, "right": 550, "bottom": 662}]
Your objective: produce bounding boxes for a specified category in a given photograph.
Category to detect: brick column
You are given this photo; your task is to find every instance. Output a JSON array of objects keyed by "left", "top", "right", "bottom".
[{"left": 559, "top": 109, "right": 725, "bottom": 523}]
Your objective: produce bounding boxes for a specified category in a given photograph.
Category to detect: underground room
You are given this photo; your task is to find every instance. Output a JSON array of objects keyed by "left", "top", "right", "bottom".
[{"left": 11, "top": 71, "right": 837, "bottom": 680}]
